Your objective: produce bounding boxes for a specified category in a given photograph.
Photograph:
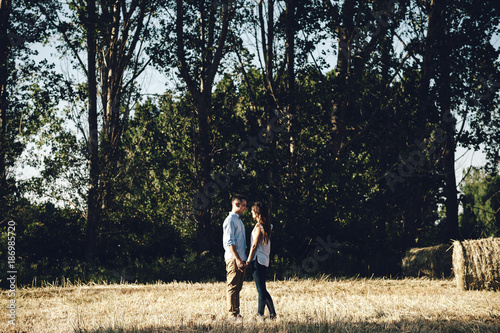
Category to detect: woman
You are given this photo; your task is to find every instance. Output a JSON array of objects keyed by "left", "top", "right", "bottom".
[{"left": 246, "top": 201, "right": 276, "bottom": 320}]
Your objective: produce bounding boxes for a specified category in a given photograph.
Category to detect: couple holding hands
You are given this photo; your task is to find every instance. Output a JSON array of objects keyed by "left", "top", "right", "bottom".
[{"left": 222, "top": 194, "right": 277, "bottom": 320}]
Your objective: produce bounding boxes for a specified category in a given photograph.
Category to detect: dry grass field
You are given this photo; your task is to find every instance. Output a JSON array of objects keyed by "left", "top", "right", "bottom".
[{"left": 1, "top": 277, "right": 500, "bottom": 332}]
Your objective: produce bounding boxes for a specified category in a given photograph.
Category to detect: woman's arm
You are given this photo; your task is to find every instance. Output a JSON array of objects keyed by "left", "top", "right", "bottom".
[{"left": 246, "top": 225, "right": 262, "bottom": 265}]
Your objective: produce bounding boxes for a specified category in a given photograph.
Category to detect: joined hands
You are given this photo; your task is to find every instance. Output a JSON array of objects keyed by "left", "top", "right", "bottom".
[{"left": 237, "top": 259, "right": 250, "bottom": 271}]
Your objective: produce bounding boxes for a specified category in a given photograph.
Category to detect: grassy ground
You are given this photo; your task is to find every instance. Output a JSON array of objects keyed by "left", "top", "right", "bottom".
[{"left": 1, "top": 277, "right": 500, "bottom": 332}]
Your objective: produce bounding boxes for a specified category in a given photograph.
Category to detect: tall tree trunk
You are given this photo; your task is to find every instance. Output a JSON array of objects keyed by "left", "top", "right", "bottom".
[
  {"left": 197, "top": 97, "right": 213, "bottom": 252},
  {"left": 443, "top": 119, "right": 459, "bottom": 240},
  {"left": 86, "top": 0, "right": 99, "bottom": 260},
  {"left": 436, "top": 0, "right": 459, "bottom": 240},
  {"left": 257, "top": 0, "right": 278, "bottom": 224},
  {"left": 399, "top": 0, "right": 440, "bottom": 246},
  {"left": 418, "top": 0, "right": 439, "bottom": 139},
  {"left": 101, "top": 91, "right": 122, "bottom": 212},
  {"left": 176, "top": 0, "right": 232, "bottom": 252},
  {"left": 328, "top": 0, "right": 355, "bottom": 158},
  {"left": 422, "top": 0, "right": 459, "bottom": 240},
  {"left": 0, "top": 0, "right": 11, "bottom": 205},
  {"left": 286, "top": 0, "right": 296, "bottom": 161},
  {"left": 97, "top": 0, "right": 145, "bottom": 213}
]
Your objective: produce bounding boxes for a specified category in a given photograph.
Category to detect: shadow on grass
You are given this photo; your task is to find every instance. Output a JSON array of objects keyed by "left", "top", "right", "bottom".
[{"left": 75, "top": 316, "right": 500, "bottom": 333}]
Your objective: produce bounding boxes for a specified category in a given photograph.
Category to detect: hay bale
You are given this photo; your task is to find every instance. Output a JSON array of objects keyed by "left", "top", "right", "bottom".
[
  {"left": 402, "top": 244, "right": 452, "bottom": 278},
  {"left": 453, "top": 238, "right": 500, "bottom": 291}
]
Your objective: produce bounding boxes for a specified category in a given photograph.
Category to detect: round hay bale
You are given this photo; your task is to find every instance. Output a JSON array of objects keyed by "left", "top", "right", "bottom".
[
  {"left": 452, "top": 238, "right": 500, "bottom": 291},
  {"left": 402, "top": 244, "right": 452, "bottom": 278}
]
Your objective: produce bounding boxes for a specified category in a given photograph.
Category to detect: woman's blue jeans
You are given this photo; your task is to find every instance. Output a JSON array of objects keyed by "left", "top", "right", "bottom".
[{"left": 251, "top": 260, "right": 276, "bottom": 317}]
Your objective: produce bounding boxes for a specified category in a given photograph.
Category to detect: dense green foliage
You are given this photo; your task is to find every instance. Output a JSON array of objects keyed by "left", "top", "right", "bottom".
[
  {"left": 1, "top": 0, "right": 499, "bottom": 286},
  {"left": 460, "top": 167, "right": 500, "bottom": 238}
]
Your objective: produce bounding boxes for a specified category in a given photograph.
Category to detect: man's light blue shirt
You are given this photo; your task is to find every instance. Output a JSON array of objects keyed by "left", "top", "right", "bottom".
[{"left": 223, "top": 212, "right": 247, "bottom": 261}]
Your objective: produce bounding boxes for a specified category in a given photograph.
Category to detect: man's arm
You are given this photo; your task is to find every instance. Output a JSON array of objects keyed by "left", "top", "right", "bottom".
[{"left": 229, "top": 245, "right": 245, "bottom": 271}]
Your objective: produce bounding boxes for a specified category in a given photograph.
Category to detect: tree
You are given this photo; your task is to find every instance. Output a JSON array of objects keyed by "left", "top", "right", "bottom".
[
  {"left": 0, "top": 0, "right": 60, "bottom": 212},
  {"left": 460, "top": 167, "right": 500, "bottom": 238},
  {"left": 36, "top": 0, "right": 161, "bottom": 259},
  {"left": 236, "top": 0, "right": 327, "bottom": 231},
  {"left": 322, "top": 0, "right": 405, "bottom": 157},
  {"left": 243, "top": 0, "right": 289, "bottom": 220},
  {"left": 418, "top": 0, "right": 459, "bottom": 239},
  {"left": 86, "top": 0, "right": 99, "bottom": 259},
  {"left": 434, "top": 0, "right": 499, "bottom": 240},
  {"left": 0, "top": 0, "right": 11, "bottom": 203},
  {"left": 95, "top": 0, "right": 157, "bottom": 213},
  {"left": 452, "top": 0, "right": 500, "bottom": 172},
  {"left": 150, "top": 0, "right": 239, "bottom": 252},
  {"left": 379, "top": 0, "right": 499, "bottom": 244}
]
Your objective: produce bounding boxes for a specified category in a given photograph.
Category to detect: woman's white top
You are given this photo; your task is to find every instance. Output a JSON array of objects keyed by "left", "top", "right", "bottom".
[{"left": 250, "top": 223, "right": 272, "bottom": 267}]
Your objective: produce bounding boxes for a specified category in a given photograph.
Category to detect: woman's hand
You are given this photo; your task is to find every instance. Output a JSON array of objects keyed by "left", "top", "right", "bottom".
[{"left": 236, "top": 258, "right": 246, "bottom": 271}]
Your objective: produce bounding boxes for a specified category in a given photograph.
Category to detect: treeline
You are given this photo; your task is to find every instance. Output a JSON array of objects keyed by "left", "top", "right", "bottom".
[{"left": 0, "top": 0, "right": 499, "bottom": 285}]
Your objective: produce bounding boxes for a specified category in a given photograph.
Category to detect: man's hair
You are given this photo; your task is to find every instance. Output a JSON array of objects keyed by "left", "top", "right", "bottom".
[{"left": 231, "top": 194, "right": 246, "bottom": 204}]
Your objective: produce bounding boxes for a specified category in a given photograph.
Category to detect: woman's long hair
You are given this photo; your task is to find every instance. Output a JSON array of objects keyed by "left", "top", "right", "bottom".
[{"left": 252, "top": 201, "right": 271, "bottom": 245}]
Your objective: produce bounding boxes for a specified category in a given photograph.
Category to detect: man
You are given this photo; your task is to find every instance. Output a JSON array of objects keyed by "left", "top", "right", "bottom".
[{"left": 222, "top": 194, "right": 248, "bottom": 319}]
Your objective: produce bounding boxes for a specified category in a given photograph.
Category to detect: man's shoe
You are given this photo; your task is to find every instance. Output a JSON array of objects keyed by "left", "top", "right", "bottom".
[{"left": 229, "top": 314, "right": 242, "bottom": 321}]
